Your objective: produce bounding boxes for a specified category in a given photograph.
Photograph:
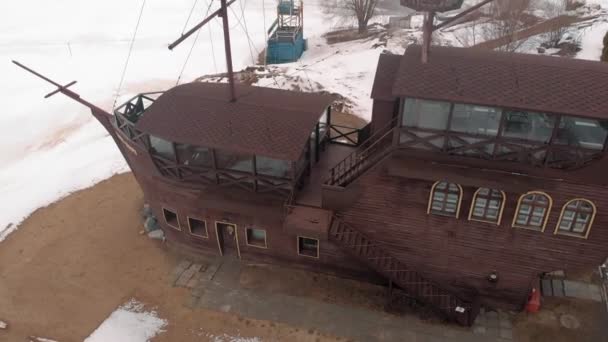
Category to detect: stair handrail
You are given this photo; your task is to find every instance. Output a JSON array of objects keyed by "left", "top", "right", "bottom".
[
  {"left": 332, "top": 218, "right": 476, "bottom": 309},
  {"left": 325, "top": 117, "right": 399, "bottom": 186}
]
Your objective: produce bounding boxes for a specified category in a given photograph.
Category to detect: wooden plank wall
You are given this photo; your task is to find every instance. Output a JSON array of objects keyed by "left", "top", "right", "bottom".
[
  {"left": 137, "top": 173, "right": 377, "bottom": 282},
  {"left": 339, "top": 157, "right": 608, "bottom": 309}
]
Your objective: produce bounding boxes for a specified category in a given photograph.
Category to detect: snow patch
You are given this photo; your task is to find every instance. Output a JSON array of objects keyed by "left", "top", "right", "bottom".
[
  {"left": 84, "top": 299, "right": 167, "bottom": 342},
  {"left": 0, "top": 0, "right": 337, "bottom": 241},
  {"left": 577, "top": 21, "right": 608, "bottom": 60}
]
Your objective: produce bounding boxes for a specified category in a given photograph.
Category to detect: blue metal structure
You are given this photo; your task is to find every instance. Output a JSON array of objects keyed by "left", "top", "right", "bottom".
[{"left": 266, "top": 0, "right": 306, "bottom": 64}]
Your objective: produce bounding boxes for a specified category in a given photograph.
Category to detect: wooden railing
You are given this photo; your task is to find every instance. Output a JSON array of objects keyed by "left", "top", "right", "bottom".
[
  {"left": 114, "top": 92, "right": 162, "bottom": 123},
  {"left": 151, "top": 155, "right": 293, "bottom": 196},
  {"left": 329, "top": 218, "right": 479, "bottom": 326},
  {"left": 113, "top": 92, "right": 162, "bottom": 150},
  {"left": 400, "top": 127, "right": 603, "bottom": 170},
  {"left": 327, "top": 123, "right": 371, "bottom": 147},
  {"left": 325, "top": 118, "right": 397, "bottom": 187}
]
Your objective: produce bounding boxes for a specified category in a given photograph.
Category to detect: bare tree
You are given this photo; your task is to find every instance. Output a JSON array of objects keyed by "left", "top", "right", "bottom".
[
  {"left": 535, "top": 0, "right": 569, "bottom": 47},
  {"left": 322, "top": 0, "right": 379, "bottom": 34},
  {"left": 482, "top": 0, "right": 532, "bottom": 51}
]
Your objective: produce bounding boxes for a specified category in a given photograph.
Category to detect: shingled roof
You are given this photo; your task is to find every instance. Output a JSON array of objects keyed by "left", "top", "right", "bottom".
[
  {"left": 390, "top": 45, "right": 608, "bottom": 119},
  {"left": 136, "top": 82, "right": 333, "bottom": 161},
  {"left": 371, "top": 53, "right": 401, "bottom": 101}
]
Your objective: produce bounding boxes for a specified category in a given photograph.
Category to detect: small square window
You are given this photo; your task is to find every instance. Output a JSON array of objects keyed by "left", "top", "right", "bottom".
[
  {"left": 246, "top": 228, "right": 267, "bottom": 248},
  {"left": 163, "top": 208, "right": 180, "bottom": 230},
  {"left": 298, "top": 236, "right": 319, "bottom": 258},
  {"left": 188, "top": 217, "right": 207, "bottom": 238}
]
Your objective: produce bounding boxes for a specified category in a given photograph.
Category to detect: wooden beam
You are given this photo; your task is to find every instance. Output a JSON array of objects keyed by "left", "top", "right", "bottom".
[
  {"left": 433, "top": 0, "right": 495, "bottom": 31},
  {"left": 168, "top": 0, "right": 237, "bottom": 50}
]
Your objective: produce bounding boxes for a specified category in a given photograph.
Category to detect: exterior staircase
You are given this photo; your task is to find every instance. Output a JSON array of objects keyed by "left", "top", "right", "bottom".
[
  {"left": 329, "top": 218, "right": 480, "bottom": 326},
  {"left": 325, "top": 117, "right": 397, "bottom": 188}
]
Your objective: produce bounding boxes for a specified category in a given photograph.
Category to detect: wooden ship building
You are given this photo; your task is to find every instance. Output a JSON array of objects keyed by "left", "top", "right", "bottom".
[{"left": 14, "top": 0, "right": 608, "bottom": 327}]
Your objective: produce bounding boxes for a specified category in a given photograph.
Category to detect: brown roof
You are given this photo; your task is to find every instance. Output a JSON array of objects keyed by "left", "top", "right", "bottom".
[
  {"left": 392, "top": 45, "right": 608, "bottom": 119},
  {"left": 370, "top": 53, "right": 401, "bottom": 101},
  {"left": 136, "top": 82, "right": 333, "bottom": 161}
]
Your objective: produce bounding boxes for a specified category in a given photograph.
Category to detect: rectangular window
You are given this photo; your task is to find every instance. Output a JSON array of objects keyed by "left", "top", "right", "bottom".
[
  {"left": 256, "top": 156, "right": 291, "bottom": 178},
  {"left": 246, "top": 228, "right": 267, "bottom": 248},
  {"left": 176, "top": 144, "right": 212, "bottom": 167},
  {"left": 450, "top": 104, "right": 501, "bottom": 136},
  {"left": 215, "top": 149, "right": 253, "bottom": 173},
  {"left": 188, "top": 217, "right": 208, "bottom": 238},
  {"left": 501, "top": 111, "right": 555, "bottom": 143},
  {"left": 297, "top": 236, "right": 319, "bottom": 258},
  {"left": 150, "top": 135, "right": 175, "bottom": 160},
  {"left": 402, "top": 98, "right": 451, "bottom": 130},
  {"left": 555, "top": 116, "right": 608, "bottom": 150},
  {"left": 163, "top": 208, "right": 180, "bottom": 230}
]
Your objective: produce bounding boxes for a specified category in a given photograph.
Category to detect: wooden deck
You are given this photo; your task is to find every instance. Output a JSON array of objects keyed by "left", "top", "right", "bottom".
[{"left": 295, "top": 143, "right": 356, "bottom": 207}]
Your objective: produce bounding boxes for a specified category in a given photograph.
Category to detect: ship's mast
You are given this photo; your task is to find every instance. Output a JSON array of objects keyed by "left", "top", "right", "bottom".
[
  {"left": 169, "top": 0, "right": 237, "bottom": 102},
  {"left": 401, "top": 0, "right": 496, "bottom": 63}
]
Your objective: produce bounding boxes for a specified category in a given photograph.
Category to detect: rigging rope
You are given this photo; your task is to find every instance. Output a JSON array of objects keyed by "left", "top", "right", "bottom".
[
  {"left": 176, "top": 0, "right": 215, "bottom": 86},
  {"left": 262, "top": 0, "right": 268, "bottom": 66},
  {"left": 182, "top": 0, "right": 200, "bottom": 35},
  {"left": 229, "top": 1, "right": 257, "bottom": 64},
  {"left": 112, "top": 0, "right": 147, "bottom": 110},
  {"left": 208, "top": 16, "right": 218, "bottom": 73},
  {"left": 239, "top": 0, "right": 256, "bottom": 64}
]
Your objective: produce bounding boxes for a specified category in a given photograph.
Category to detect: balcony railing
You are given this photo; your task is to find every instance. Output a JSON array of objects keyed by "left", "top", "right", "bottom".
[
  {"left": 399, "top": 127, "right": 603, "bottom": 170},
  {"left": 151, "top": 154, "right": 294, "bottom": 196},
  {"left": 113, "top": 92, "right": 163, "bottom": 149}
]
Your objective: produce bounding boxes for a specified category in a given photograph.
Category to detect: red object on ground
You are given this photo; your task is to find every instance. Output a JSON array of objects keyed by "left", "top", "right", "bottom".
[{"left": 526, "top": 288, "right": 541, "bottom": 313}]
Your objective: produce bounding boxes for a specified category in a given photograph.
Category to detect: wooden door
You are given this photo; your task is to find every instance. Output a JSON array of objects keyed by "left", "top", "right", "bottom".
[{"left": 215, "top": 222, "right": 239, "bottom": 258}]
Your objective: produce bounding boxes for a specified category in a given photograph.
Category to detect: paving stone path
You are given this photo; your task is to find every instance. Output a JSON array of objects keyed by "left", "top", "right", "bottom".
[
  {"left": 541, "top": 278, "right": 603, "bottom": 302},
  {"left": 180, "top": 257, "right": 514, "bottom": 342}
]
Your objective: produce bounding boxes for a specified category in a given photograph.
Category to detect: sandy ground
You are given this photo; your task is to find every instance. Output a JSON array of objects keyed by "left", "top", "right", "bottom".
[
  {"left": 1, "top": 171, "right": 606, "bottom": 341},
  {"left": 0, "top": 173, "right": 343, "bottom": 342},
  {"left": 513, "top": 296, "right": 608, "bottom": 342}
]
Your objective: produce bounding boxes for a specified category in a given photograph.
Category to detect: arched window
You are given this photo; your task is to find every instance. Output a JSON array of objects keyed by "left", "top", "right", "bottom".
[
  {"left": 512, "top": 192, "right": 552, "bottom": 231},
  {"left": 469, "top": 188, "right": 506, "bottom": 225},
  {"left": 428, "top": 181, "right": 463, "bottom": 218},
  {"left": 555, "top": 199, "right": 596, "bottom": 238}
]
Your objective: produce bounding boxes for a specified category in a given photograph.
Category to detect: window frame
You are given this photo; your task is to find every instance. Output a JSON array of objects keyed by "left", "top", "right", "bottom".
[
  {"left": 554, "top": 198, "right": 596, "bottom": 239},
  {"left": 187, "top": 216, "right": 208, "bottom": 238},
  {"left": 245, "top": 227, "right": 268, "bottom": 249},
  {"left": 162, "top": 207, "right": 181, "bottom": 231},
  {"left": 511, "top": 191, "right": 553, "bottom": 232},
  {"left": 297, "top": 236, "right": 320, "bottom": 259},
  {"left": 427, "top": 181, "right": 464, "bottom": 218},
  {"left": 468, "top": 188, "right": 506, "bottom": 225}
]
